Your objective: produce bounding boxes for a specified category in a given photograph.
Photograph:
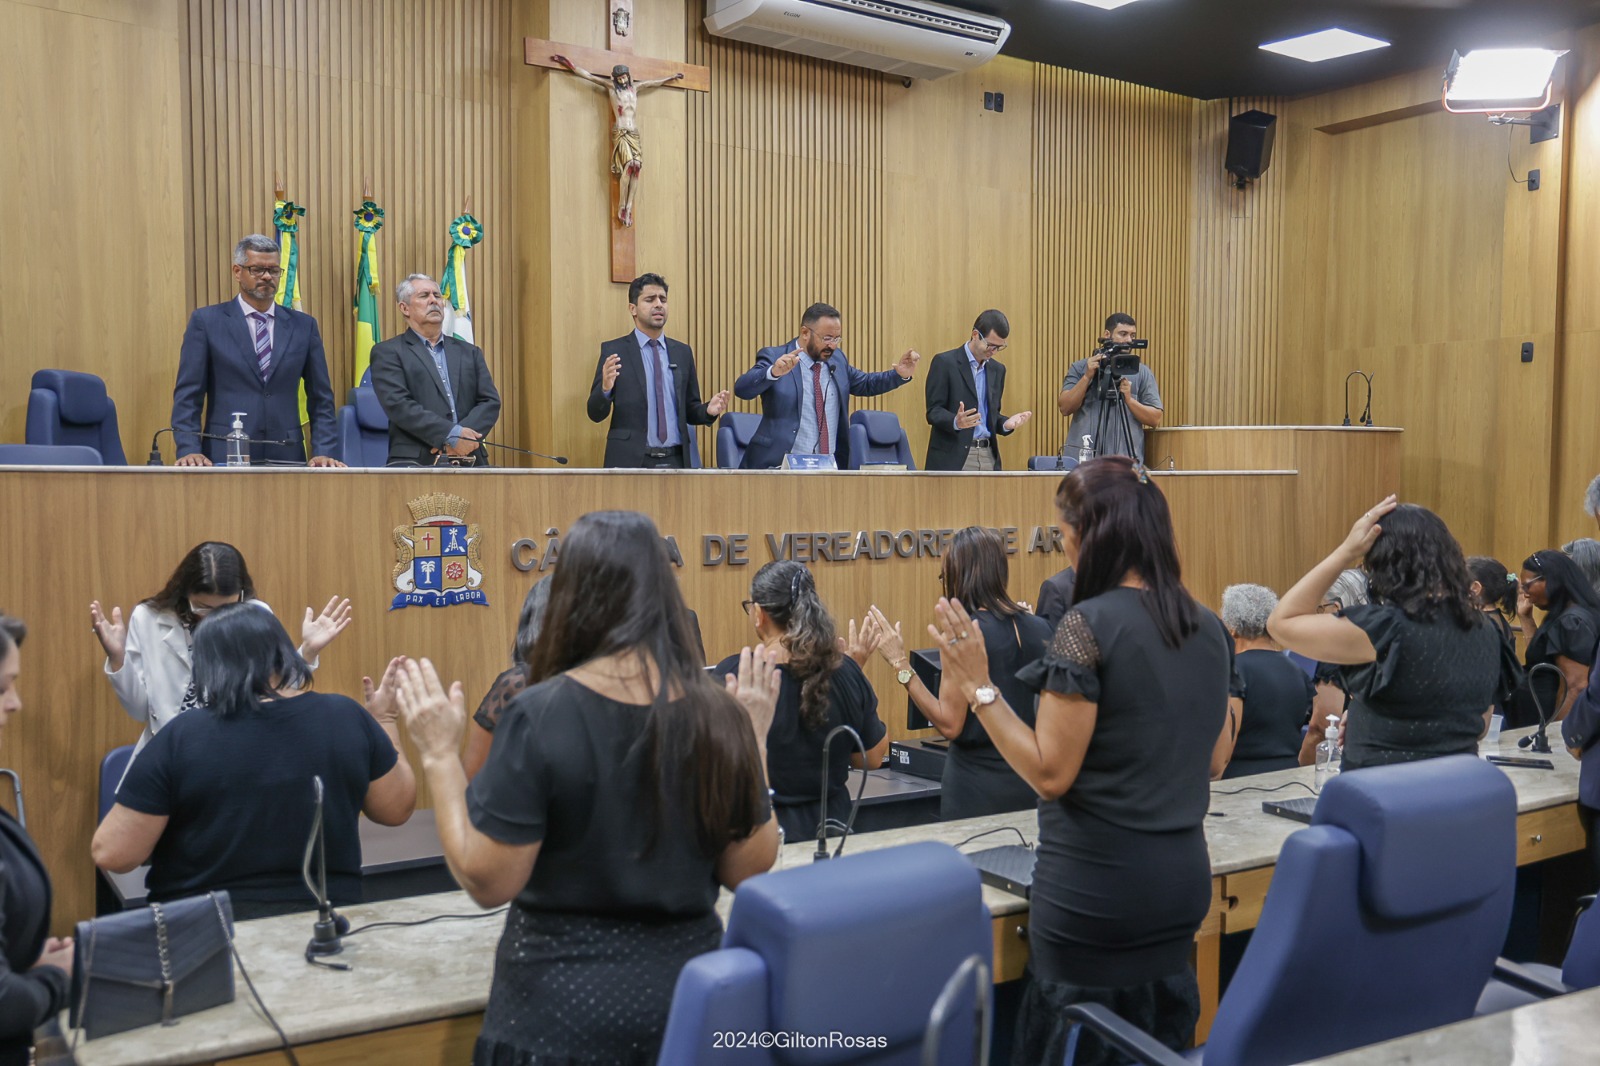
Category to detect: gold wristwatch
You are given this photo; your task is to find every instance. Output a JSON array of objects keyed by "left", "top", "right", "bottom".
[{"left": 894, "top": 661, "right": 914, "bottom": 686}]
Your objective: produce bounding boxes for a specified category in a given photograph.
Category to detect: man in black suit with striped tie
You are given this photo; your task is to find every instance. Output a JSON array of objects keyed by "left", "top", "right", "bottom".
[{"left": 587, "top": 273, "right": 728, "bottom": 468}]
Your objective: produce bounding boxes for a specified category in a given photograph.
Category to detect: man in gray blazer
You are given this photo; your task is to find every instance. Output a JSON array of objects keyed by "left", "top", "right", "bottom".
[
  {"left": 171, "top": 235, "right": 342, "bottom": 466},
  {"left": 369, "top": 274, "right": 501, "bottom": 467}
]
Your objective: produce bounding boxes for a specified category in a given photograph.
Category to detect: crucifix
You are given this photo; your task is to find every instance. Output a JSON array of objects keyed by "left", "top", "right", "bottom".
[{"left": 525, "top": 0, "right": 710, "bottom": 283}]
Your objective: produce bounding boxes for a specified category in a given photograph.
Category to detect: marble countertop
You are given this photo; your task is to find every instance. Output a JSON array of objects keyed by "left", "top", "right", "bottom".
[
  {"left": 1301, "top": 986, "right": 1600, "bottom": 1065},
  {"left": 64, "top": 727, "right": 1579, "bottom": 1064}
]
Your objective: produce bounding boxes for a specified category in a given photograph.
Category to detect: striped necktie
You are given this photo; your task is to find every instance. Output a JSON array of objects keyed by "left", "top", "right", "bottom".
[{"left": 249, "top": 312, "right": 272, "bottom": 381}]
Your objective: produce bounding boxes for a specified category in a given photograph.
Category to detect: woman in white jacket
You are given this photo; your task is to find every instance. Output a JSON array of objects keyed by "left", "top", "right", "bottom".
[{"left": 89, "top": 541, "right": 350, "bottom": 759}]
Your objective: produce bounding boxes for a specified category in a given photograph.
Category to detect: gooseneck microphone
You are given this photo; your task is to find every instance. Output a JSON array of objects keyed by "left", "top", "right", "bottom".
[
  {"left": 1342, "top": 371, "right": 1373, "bottom": 427},
  {"left": 147, "top": 427, "right": 175, "bottom": 466},
  {"left": 0, "top": 769, "right": 25, "bottom": 829},
  {"left": 1518, "top": 663, "right": 1565, "bottom": 755},
  {"left": 814, "top": 725, "right": 867, "bottom": 863},
  {"left": 474, "top": 439, "right": 569, "bottom": 465},
  {"left": 302, "top": 776, "right": 351, "bottom": 969}
]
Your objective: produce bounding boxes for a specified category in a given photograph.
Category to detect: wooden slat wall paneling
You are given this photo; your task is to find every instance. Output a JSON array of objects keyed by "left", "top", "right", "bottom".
[{"left": 181, "top": 0, "right": 519, "bottom": 454}]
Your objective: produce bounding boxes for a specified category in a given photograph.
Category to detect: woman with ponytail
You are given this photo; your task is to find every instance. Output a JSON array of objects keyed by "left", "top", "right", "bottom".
[{"left": 717, "top": 560, "right": 888, "bottom": 842}]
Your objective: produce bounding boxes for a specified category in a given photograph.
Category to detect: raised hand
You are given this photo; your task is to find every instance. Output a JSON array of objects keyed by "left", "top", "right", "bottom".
[
  {"left": 954, "top": 402, "right": 980, "bottom": 431},
  {"left": 724, "top": 644, "right": 781, "bottom": 744},
  {"left": 90, "top": 601, "right": 127, "bottom": 669},
  {"left": 362, "top": 656, "right": 406, "bottom": 727},
  {"left": 838, "top": 613, "right": 881, "bottom": 667},
  {"left": 928, "top": 597, "right": 992, "bottom": 705},
  {"left": 602, "top": 353, "right": 623, "bottom": 392},
  {"left": 1003, "top": 411, "right": 1033, "bottom": 432},
  {"left": 394, "top": 657, "right": 467, "bottom": 762},
  {"left": 1338, "top": 495, "right": 1398, "bottom": 566},
  {"left": 895, "top": 348, "right": 921, "bottom": 379},
  {"left": 302, "top": 596, "right": 353, "bottom": 658},
  {"left": 706, "top": 389, "right": 731, "bottom": 417},
  {"left": 770, "top": 350, "right": 802, "bottom": 378},
  {"left": 867, "top": 605, "right": 907, "bottom": 667}
]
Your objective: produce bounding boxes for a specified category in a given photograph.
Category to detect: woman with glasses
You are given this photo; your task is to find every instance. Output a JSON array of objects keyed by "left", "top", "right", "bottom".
[
  {"left": 1269, "top": 498, "right": 1512, "bottom": 770},
  {"left": 867, "top": 527, "right": 1051, "bottom": 819},
  {"left": 90, "top": 541, "right": 350, "bottom": 765},
  {"left": 1513, "top": 550, "right": 1600, "bottom": 729},
  {"left": 715, "top": 561, "right": 888, "bottom": 843}
]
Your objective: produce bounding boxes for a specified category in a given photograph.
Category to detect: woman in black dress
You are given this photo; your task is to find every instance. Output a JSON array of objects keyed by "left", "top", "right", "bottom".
[
  {"left": 0, "top": 618, "right": 74, "bottom": 1066},
  {"left": 931, "top": 457, "right": 1232, "bottom": 1065},
  {"left": 1512, "top": 550, "right": 1600, "bottom": 729},
  {"left": 869, "top": 526, "right": 1050, "bottom": 818},
  {"left": 395, "top": 510, "right": 779, "bottom": 1066},
  {"left": 716, "top": 560, "right": 888, "bottom": 842},
  {"left": 1218, "top": 583, "right": 1314, "bottom": 778},
  {"left": 1269, "top": 497, "right": 1511, "bottom": 770},
  {"left": 1467, "top": 555, "right": 1522, "bottom": 722}
]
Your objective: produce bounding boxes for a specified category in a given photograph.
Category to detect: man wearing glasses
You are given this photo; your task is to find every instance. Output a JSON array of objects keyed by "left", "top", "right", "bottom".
[
  {"left": 171, "top": 234, "right": 343, "bottom": 467},
  {"left": 923, "top": 309, "right": 1032, "bottom": 471}
]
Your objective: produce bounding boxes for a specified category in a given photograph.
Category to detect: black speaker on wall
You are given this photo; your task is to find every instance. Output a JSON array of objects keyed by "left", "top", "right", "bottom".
[{"left": 1225, "top": 109, "right": 1277, "bottom": 186}]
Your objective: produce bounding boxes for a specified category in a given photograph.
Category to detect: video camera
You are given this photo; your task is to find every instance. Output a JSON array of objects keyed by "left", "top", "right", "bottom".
[{"left": 1095, "top": 338, "right": 1148, "bottom": 378}]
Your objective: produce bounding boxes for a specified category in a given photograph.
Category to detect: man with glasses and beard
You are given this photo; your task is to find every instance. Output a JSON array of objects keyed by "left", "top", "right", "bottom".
[
  {"left": 733, "top": 302, "right": 920, "bottom": 470},
  {"left": 171, "top": 235, "right": 342, "bottom": 467}
]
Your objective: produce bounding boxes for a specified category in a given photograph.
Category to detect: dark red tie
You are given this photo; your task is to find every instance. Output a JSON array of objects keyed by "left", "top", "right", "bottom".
[{"left": 811, "top": 362, "right": 829, "bottom": 454}]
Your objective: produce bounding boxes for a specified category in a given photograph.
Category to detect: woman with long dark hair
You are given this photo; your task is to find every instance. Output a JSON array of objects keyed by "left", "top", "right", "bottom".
[
  {"left": 92, "top": 604, "right": 414, "bottom": 919},
  {"left": 1513, "top": 549, "right": 1600, "bottom": 729},
  {"left": 393, "top": 510, "right": 779, "bottom": 1066},
  {"left": 932, "top": 457, "right": 1233, "bottom": 1065},
  {"left": 1269, "top": 497, "right": 1512, "bottom": 769},
  {"left": 89, "top": 541, "right": 350, "bottom": 762},
  {"left": 0, "top": 618, "right": 75, "bottom": 1066},
  {"left": 717, "top": 560, "right": 887, "bottom": 842},
  {"left": 869, "top": 526, "right": 1050, "bottom": 819}
]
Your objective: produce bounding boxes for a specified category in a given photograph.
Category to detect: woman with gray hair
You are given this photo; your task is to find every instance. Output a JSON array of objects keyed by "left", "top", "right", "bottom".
[
  {"left": 1218, "top": 584, "right": 1315, "bottom": 778},
  {"left": 1564, "top": 539, "right": 1600, "bottom": 600}
]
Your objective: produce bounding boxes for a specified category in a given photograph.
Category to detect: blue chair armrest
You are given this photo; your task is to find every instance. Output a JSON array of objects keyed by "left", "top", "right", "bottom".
[
  {"left": 1061, "top": 1003, "right": 1190, "bottom": 1066},
  {"left": 658, "top": 947, "right": 771, "bottom": 1065},
  {"left": 1491, "top": 957, "right": 1570, "bottom": 999}
]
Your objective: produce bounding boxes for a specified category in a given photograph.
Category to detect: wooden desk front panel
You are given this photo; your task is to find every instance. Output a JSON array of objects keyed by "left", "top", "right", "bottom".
[{"left": 0, "top": 463, "right": 1384, "bottom": 931}]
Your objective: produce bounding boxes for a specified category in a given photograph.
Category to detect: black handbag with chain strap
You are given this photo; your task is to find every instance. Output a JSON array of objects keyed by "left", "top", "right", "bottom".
[{"left": 69, "top": 890, "right": 236, "bottom": 1040}]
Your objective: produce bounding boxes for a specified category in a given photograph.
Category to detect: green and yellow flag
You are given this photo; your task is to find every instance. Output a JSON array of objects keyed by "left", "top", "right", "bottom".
[
  {"left": 440, "top": 213, "right": 483, "bottom": 345},
  {"left": 272, "top": 198, "right": 310, "bottom": 425},
  {"left": 352, "top": 199, "right": 385, "bottom": 386}
]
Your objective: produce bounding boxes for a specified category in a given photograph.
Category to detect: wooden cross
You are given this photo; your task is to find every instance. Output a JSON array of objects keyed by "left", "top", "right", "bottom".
[{"left": 525, "top": 0, "right": 710, "bottom": 283}]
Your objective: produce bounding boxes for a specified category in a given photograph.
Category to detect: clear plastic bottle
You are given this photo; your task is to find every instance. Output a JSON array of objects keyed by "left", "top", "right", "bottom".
[
  {"left": 1077, "top": 434, "right": 1094, "bottom": 464},
  {"left": 225, "top": 412, "right": 249, "bottom": 467},
  {"left": 1314, "top": 714, "right": 1343, "bottom": 792}
]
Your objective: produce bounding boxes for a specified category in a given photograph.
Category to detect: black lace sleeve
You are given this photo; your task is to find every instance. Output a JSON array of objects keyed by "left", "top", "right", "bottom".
[{"left": 1015, "top": 608, "right": 1102, "bottom": 702}]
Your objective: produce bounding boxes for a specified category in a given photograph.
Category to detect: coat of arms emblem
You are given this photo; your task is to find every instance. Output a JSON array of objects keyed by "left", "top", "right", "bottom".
[{"left": 391, "top": 493, "right": 488, "bottom": 609}]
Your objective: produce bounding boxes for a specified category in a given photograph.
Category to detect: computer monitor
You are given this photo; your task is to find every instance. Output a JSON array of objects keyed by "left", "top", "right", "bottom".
[{"left": 907, "top": 648, "right": 941, "bottom": 730}]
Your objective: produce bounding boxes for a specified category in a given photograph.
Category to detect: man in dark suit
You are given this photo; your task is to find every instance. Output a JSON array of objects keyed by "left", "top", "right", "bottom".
[
  {"left": 732, "top": 302, "right": 919, "bottom": 470},
  {"left": 369, "top": 273, "right": 501, "bottom": 467},
  {"left": 171, "top": 235, "right": 342, "bottom": 466},
  {"left": 923, "top": 309, "right": 1033, "bottom": 472},
  {"left": 1036, "top": 566, "right": 1077, "bottom": 631},
  {"left": 586, "top": 273, "right": 729, "bottom": 468}
]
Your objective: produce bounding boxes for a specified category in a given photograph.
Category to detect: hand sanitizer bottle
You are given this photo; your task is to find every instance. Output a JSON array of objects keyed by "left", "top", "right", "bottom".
[
  {"left": 225, "top": 412, "right": 249, "bottom": 467},
  {"left": 1077, "top": 434, "right": 1094, "bottom": 464},
  {"left": 1315, "top": 715, "right": 1343, "bottom": 792}
]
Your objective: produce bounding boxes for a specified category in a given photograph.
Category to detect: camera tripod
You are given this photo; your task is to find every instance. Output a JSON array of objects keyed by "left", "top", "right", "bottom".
[{"left": 1083, "top": 348, "right": 1142, "bottom": 461}]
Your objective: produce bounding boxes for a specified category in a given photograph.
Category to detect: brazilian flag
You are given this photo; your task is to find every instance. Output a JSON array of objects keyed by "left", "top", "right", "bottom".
[
  {"left": 272, "top": 199, "right": 310, "bottom": 428},
  {"left": 352, "top": 199, "right": 385, "bottom": 386}
]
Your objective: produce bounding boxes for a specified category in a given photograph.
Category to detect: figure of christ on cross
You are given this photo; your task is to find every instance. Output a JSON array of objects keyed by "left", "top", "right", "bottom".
[{"left": 552, "top": 56, "right": 683, "bottom": 228}]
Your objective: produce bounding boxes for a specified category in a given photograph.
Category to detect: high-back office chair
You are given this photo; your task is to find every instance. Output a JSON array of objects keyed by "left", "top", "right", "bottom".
[
  {"left": 846, "top": 410, "right": 915, "bottom": 469},
  {"left": 337, "top": 386, "right": 390, "bottom": 468},
  {"left": 1061, "top": 755, "right": 1517, "bottom": 1066},
  {"left": 25, "top": 370, "right": 126, "bottom": 464},
  {"left": 1479, "top": 896, "right": 1600, "bottom": 1013},
  {"left": 715, "top": 412, "right": 761, "bottom": 469},
  {"left": 686, "top": 426, "right": 702, "bottom": 469},
  {"left": 658, "top": 842, "right": 992, "bottom": 1065},
  {"left": 0, "top": 444, "right": 104, "bottom": 466},
  {"left": 98, "top": 745, "right": 136, "bottom": 822}
]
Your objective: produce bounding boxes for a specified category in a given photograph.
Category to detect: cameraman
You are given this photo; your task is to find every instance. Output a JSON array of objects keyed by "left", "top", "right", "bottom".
[{"left": 1057, "top": 312, "right": 1164, "bottom": 463}]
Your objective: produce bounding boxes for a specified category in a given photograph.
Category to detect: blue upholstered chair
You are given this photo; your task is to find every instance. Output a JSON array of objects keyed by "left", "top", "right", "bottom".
[
  {"left": 98, "top": 745, "right": 135, "bottom": 822},
  {"left": 657, "top": 841, "right": 992, "bottom": 1065},
  {"left": 846, "top": 410, "right": 915, "bottom": 470},
  {"left": 715, "top": 412, "right": 761, "bottom": 469},
  {"left": 1478, "top": 896, "right": 1600, "bottom": 1013},
  {"left": 1029, "top": 455, "right": 1077, "bottom": 472},
  {"left": 337, "top": 386, "right": 390, "bottom": 468},
  {"left": 1062, "top": 755, "right": 1518, "bottom": 1066},
  {"left": 687, "top": 427, "right": 702, "bottom": 469},
  {"left": 25, "top": 370, "right": 126, "bottom": 464},
  {"left": 0, "top": 444, "right": 104, "bottom": 466}
]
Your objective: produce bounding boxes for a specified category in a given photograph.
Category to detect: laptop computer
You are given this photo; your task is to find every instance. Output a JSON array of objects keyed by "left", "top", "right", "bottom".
[
  {"left": 1260, "top": 795, "right": 1319, "bottom": 824},
  {"left": 964, "top": 845, "right": 1037, "bottom": 898}
]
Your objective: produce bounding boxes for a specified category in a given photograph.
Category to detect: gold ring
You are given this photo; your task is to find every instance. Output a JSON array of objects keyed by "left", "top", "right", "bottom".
[{"left": 960, "top": 631, "right": 971, "bottom": 640}]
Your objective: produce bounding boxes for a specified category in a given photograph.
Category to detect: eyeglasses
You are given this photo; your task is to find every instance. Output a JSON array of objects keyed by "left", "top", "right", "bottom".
[
  {"left": 975, "top": 335, "right": 1007, "bottom": 354},
  {"left": 242, "top": 266, "right": 283, "bottom": 279},
  {"left": 741, "top": 599, "right": 755, "bottom": 614}
]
